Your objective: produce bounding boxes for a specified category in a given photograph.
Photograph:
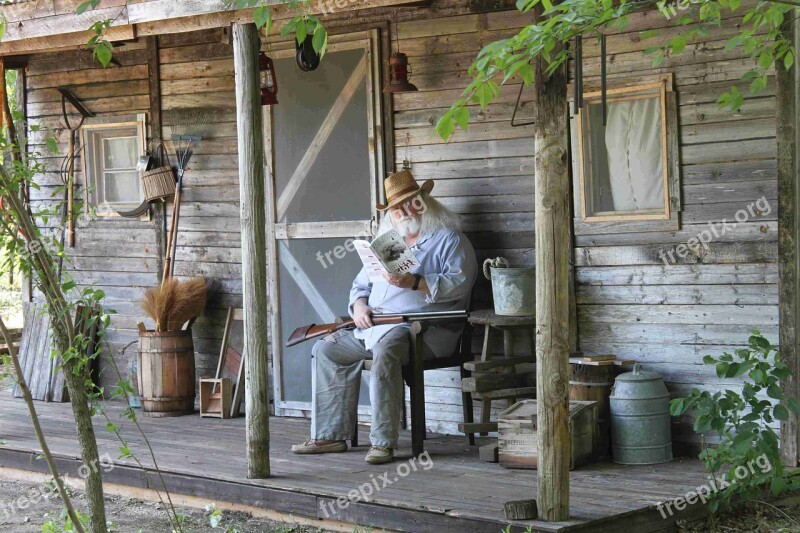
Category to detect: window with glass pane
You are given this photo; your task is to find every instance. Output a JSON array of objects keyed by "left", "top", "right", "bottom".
[
  {"left": 83, "top": 124, "right": 143, "bottom": 213},
  {"left": 578, "top": 83, "right": 670, "bottom": 221}
]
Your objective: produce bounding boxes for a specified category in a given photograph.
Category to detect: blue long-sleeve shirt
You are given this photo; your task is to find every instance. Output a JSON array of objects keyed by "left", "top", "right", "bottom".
[{"left": 348, "top": 227, "right": 477, "bottom": 358}]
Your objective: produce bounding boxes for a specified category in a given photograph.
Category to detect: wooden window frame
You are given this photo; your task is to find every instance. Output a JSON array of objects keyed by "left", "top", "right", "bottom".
[
  {"left": 572, "top": 77, "right": 681, "bottom": 234},
  {"left": 81, "top": 114, "right": 147, "bottom": 217}
]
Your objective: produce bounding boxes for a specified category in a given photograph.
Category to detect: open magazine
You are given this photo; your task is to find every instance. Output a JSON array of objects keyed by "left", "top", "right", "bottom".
[{"left": 353, "top": 229, "right": 420, "bottom": 283}]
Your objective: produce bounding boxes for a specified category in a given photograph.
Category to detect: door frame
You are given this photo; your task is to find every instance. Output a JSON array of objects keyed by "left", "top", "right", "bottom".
[{"left": 263, "top": 29, "right": 388, "bottom": 417}]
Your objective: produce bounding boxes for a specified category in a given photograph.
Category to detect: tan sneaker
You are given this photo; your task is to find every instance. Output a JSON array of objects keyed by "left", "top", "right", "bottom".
[
  {"left": 365, "top": 445, "right": 393, "bottom": 465},
  {"left": 291, "top": 439, "right": 348, "bottom": 454}
]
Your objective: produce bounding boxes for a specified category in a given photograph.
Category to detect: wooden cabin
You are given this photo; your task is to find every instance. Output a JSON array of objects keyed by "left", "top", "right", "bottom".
[{"left": 0, "top": 0, "right": 798, "bottom": 531}]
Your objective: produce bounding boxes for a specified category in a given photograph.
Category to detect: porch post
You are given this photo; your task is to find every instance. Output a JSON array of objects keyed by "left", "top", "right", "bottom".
[
  {"left": 233, "top": 22, "right": 271, "bottom": 478},
  {"left": 533, "top": 44, "right": 570, "bottom": 518},
  {"left": 778, "top": 14, "right": 799, "bottom": 467}
]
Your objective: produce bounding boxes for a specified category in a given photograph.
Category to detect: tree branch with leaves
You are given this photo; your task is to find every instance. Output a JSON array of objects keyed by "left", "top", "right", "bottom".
[
  {"left": 76, "top": 0, "right": 330, "bottom": 68},
  {"left": 436, "top": 0, "right": 797, "bottom": 140},
  {"left": 0, "top": 314, "right": 86, "bottom": 533}
]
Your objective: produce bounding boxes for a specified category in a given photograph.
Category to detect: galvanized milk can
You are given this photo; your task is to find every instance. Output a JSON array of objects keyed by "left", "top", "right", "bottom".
[{"left": 609, "top": 364, "right": 673, "bottom": 465}]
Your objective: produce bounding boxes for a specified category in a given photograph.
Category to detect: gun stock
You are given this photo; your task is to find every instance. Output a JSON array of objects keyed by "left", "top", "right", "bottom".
[{"left": 286, "top": 315, "right": 407, "bottom": 347}]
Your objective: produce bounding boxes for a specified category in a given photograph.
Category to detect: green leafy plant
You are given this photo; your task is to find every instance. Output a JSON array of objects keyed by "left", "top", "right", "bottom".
[
  {"left": 204, "top": 504, "right": 240, "bottom": 532},
  {"left": 73, "top": 0, "right": 126, "bottom": 68},
  {"left": 72, "top": 1, "right": 329, "bottom": 68},
  {"left": 225, "top": 0, "right": 328, "bottom": 58},
  {"left": 436, "top": 0, "right": 797, "bottom": 140},
  {"left": 87, "top": 20, "right": 115, "bottom": 68},
  {"left": 0, "top": 106, "right": 180, "bottom": 531},
  {"left": 670, "top": 330, "right": 800, "bottom": 511},
  {"left": 42, "top": 509, "right": 90, "bottom": 533},
  {"left": 205, "top": 504, "right": 224, "bottom": 529},
  {"left": 501, "top": 526, "right": 533, "bottom": 533}
]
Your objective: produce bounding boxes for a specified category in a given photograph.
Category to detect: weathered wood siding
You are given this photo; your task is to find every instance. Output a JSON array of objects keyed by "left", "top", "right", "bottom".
[
  {"left": 20, "top": 4, "right": 779, "bottom": 451},
  {"left": 22, "top": 30, "right": 248, "bottom": 393},
  {"left": 24, "top": 40, "right": 157, "bottom": 391},
  {"left": 393, "top": 11, "right": 538, "bottom": 433},
  {"left": 158, "top": 29, "right": 248, "bottom": 387},
  {"left": 570, "top": 8, "right": 778, "bottom": 451}
]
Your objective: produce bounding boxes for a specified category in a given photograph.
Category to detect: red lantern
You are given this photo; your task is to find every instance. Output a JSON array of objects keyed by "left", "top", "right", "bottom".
[
  {"left": 259, "top": 52, "right": 278, "bottom": 105},
  {"left": 383, "top": 51, "right": 418, "bottom": 94}
]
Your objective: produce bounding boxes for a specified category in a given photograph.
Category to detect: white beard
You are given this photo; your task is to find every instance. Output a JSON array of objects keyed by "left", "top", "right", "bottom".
[{"left": 395, "top": 216, "right": 421, "bottom": 237}]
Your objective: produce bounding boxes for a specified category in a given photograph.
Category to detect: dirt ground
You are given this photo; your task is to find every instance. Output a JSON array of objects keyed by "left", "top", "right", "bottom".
[
  {"left": 2, "top": 462, "right": 800, "bottom": 533},
  {"left": 0, "top": 478, "right": 339, "bottom": 533},
  {"left": 0, "top": 377, "right": 336, "bottom": 532},
  {"left": 679, "top": 497, "right": 800, "bottom": 532}
]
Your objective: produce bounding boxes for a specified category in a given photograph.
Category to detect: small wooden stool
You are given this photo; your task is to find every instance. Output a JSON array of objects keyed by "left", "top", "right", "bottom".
[
  {"left": 200, "top": 378, "right": 232, "bottom": 419},
  {"left": 459, "top": 309, "right": 536, "bottom": 441}
]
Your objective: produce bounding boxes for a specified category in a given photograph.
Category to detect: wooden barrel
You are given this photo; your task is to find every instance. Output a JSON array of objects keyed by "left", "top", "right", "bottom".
[
  {"left": 138, "top": 330, "right": 195, "bottom": 417},
  {"left": 569, "top": 363, "right": 615, "bottom": 457}
]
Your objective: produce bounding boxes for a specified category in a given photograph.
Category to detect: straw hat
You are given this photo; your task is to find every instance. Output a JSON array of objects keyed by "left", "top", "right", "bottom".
[{"left": 376, "top": 170, "right": 434, "bottom": 211}]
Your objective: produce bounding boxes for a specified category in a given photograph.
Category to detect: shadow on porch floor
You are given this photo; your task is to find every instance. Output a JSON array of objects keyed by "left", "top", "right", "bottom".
[{"left": 0, "top": 390, "right": 710, "bottom": 532}]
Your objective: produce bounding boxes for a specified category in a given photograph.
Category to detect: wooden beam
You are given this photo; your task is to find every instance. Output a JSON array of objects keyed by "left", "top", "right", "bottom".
[
  {"left": 3, "top": 5, "right": 131, "bottom": 42},
  {"left": 0, "top": 58, "right": 6, "bottom": 131},
  {"left": 0, "top": 0, "right": 520, "bottom": 57},
  {"left": 533, "top": 11, "right": 571, "bottom": 521},
  {"left": 0, "top": 25, "right": 136, "bottom": 55},
  {"left": 146, "top": 36, "right": 168, "bottom": 285},
  {"left": 263, "top": 104, "right": 287, "bottom": 416},
  {"left": 778, "top": 13, "right": 800, "bottom": 467},
  {"left": 233, "top": 22, "right": 271, "bottom": 479},
  {"left": 10, "top": 65, "right": 32, "bottom": 303},
  {"left": 127, "top": 0, "right": 427, "bottom": 25}
]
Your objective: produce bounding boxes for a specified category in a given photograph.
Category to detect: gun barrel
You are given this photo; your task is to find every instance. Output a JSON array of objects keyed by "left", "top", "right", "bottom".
[
  {"left": 374, "top": 310, "right": 468, "bottom": 320},
  {"left": 286, "top": 310, "right": 468, "bottom": 348}
]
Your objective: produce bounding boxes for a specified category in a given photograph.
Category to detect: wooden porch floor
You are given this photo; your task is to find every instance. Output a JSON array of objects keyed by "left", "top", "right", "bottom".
[{"left": 0, "top": 390, "right": 710, "bottom": 532}]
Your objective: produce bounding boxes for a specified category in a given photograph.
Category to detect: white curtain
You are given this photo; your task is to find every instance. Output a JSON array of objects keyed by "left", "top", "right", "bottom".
[
  {"left": 602, "top": 97, "right": 664, "bottom": 212},
  {"left": 591, "top": 97, "right": 664, "bottom": 211},
  {"left": 103, "top": 136, "right": 138, "bottom": 170},
  {"left": 100, "top": 135, "right": 139, "bottom": 204}
]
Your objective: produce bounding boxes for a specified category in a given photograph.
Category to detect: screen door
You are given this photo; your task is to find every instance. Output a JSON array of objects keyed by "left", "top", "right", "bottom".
[{"left": 265, "top": 32, "right": 384, "bottom": 416}]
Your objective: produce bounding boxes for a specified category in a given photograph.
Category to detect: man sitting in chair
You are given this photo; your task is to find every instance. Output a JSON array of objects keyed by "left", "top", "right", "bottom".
[{"left": 292, "top": 170, "right": 477, "bottom": 465}]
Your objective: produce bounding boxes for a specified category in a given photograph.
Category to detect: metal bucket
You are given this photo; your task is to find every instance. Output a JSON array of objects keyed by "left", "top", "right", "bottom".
[
  {"left": 483, "top": 259, "right": 535, "bottom": 316},
  {"left": 610, "top": 364, "right": 672, "bottom": 465}
]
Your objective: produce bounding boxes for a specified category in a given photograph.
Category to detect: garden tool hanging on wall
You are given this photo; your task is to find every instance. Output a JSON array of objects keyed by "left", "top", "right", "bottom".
[
  {"left": 56, "top": 87, "right": 93, "bottom": 255},
  {"left": 162, "top": 107, "right": 210, "bottom": 282},
  {"left": 116, "top": 138, "right": 176, "bottom": 218}
]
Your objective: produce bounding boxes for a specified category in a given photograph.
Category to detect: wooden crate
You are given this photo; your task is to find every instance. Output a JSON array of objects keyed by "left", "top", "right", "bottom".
[
  {"left": 200, "top": 378, "right": 232, "bottom": 419},
  {"left": 498, "top": 400, "right": 599, "bottom": 470}
]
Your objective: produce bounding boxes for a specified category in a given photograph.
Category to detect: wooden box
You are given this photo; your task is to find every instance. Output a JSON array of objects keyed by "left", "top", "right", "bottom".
[
  {"left": 199, "top": 378, "right": 232, "bottom": 419},
  {"left": 498, "top": 400, "right": 599, "bottom": 470}
]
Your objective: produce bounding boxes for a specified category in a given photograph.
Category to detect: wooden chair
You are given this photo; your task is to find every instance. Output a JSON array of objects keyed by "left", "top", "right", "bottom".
[{"left": 351, "top": 317, "right": 475, "bottom": 456}]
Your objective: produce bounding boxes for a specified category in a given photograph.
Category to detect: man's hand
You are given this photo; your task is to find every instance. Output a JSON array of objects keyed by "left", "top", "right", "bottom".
[
  {"left": 353, "top": 298, "right": 374, "bottom": 329},
  {"left": 382, "top": 272, "right": 415, "bottom": 289}
]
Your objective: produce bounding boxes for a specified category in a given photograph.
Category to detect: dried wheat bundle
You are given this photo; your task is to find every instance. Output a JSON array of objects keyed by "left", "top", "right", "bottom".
[
  {"left": 142, "top": 278, "right": 178, "bottom": 332},
  {"left": 141, "top": 277, "right": 207, "bottom": 332},
  {"left": 168, "top": 277, "right": 207, "bottom": 331}
]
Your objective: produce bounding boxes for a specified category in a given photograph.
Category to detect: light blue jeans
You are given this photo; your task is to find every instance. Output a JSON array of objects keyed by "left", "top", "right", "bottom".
[{"left": 311, "top": 326, "right": 417, "bottom": 449}]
